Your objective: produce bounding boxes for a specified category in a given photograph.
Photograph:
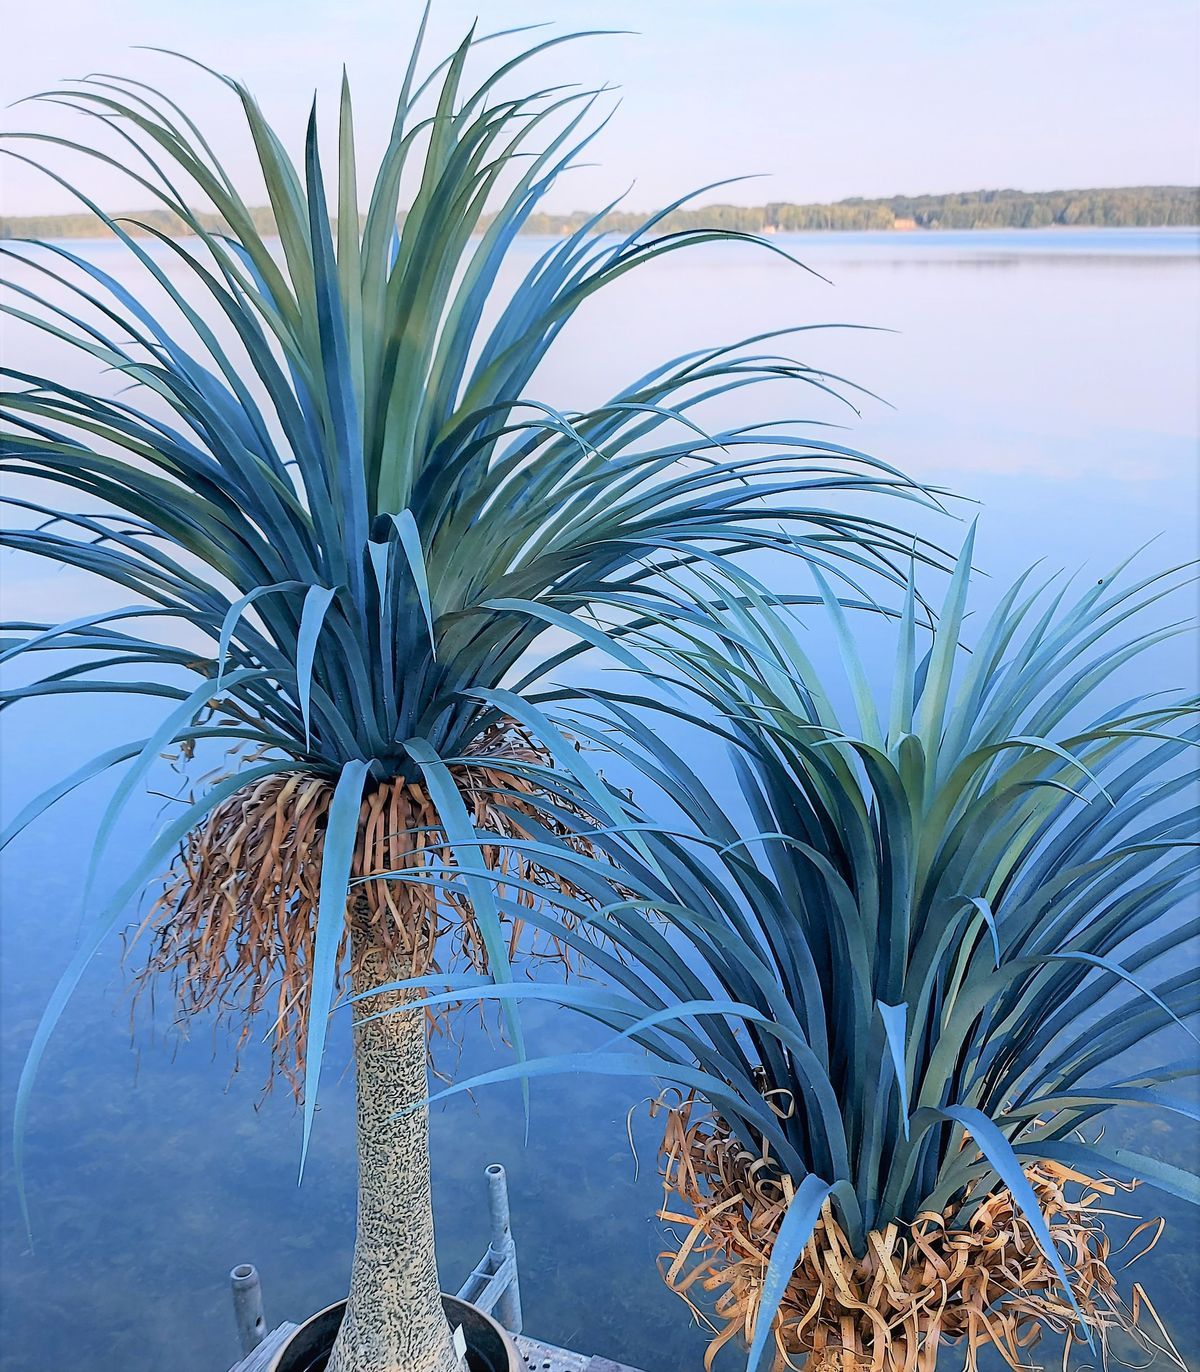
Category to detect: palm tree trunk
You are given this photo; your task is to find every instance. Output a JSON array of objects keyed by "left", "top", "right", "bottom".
[{"left": 326, "top": 923, "right": 462, "bottom": 1372}]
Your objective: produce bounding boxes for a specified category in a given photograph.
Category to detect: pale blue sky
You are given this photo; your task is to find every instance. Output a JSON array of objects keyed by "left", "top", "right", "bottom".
[{"left": 3, "top": 0, "right": 1198, "bottom": 216}]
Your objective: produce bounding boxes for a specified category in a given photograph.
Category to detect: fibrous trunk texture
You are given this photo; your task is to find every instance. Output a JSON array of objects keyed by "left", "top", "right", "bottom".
[
  {"left": 326, "top": 921, "right": 461, "bottom": 1372},
  {"left": 656, "top": 1095, "right": 1179, "bottom": 1372}
]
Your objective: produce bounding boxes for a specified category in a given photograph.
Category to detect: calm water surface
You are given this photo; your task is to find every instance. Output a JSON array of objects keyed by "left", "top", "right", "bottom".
[{"left": 2, "top": 229, "right": 1198, "bottom": 1370}]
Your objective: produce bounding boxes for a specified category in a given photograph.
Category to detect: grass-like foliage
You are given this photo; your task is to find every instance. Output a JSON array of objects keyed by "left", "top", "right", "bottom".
[
  {"left": 0, "top": 17, "right": 928, "bottom": 1229},
  {"left": 411, "top": 533, "right": 1199, "bottom": 1365}
]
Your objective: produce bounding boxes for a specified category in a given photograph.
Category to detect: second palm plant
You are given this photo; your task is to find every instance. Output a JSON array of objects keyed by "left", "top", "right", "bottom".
[{"left": 425, "top": 535, "right": 1198, "bottom": 1368}]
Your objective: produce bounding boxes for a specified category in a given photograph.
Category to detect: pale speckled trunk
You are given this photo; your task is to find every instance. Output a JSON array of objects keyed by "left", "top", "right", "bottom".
[{"left": 326, "top": 925, "right": 462, "bottom": 1372}]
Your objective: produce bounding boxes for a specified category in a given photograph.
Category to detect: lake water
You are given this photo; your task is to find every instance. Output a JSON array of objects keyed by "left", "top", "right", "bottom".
[{"left": 1, "top": 229, "right": 1198, "bottom": 1370}]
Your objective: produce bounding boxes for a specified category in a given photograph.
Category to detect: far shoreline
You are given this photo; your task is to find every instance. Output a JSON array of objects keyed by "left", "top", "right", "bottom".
[{"left": 4, "top": 186, "right": 1197, "bottom": 242}]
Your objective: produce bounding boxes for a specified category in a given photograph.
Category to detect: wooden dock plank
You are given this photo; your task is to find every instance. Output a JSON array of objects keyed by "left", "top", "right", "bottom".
[{"left": 228, "top": 1322, "right": 296, "bottom": 1372}]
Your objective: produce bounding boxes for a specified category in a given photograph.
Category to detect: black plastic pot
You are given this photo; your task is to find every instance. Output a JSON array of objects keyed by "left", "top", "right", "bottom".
[{"left": 267, "top": 1295, "right": 518, "bottom": 1372}]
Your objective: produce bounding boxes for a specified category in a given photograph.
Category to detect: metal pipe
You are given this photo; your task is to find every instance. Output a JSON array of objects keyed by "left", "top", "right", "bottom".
[
  {"left": 485, "top": 1163, "right": 522, "bottom": 1334},
  {"left": 230, "top": 1263, "right": 267, "bottom": 1356}
]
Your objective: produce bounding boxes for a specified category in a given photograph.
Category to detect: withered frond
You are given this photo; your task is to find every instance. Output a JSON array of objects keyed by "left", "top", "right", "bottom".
[
  {"left": 131, "top": 731, "right": 597, "bottom": 1096},
  {"left": 654, "top": 1096, "right": 1181, "bottom": 1372}
]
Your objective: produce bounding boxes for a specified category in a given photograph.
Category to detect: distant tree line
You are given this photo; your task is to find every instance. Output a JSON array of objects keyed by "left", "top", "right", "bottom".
[
  {"left": 0, "top": 205, "right": 279, "bottom": 241},
  {"left": 524, "top": 187, "right": 1200, "bottom": 234},
  {"left": 3, "top": 186, "right": 1196, "bottom": 241}
]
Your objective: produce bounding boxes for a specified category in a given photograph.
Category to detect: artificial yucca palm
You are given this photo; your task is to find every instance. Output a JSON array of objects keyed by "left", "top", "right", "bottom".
[
  {"left": 416, "top": 532, "right": 1198, "bottom": 1368},
  {"left": 0, "top": 17, "right": 928, "bottom": 1371}
]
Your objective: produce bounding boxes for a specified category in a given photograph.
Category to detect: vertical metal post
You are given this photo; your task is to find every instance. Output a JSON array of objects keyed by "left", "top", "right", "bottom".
[
  {"left": 485, "top": 1163, "right": 522, "bottom": 1334},
  {"left": 230, "top": 1263, "right": 267, "bottom": 1356}
]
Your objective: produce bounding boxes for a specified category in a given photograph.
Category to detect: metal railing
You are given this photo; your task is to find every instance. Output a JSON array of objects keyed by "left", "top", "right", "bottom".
[{"left": 455, "top": 1162, "right": 523, "bottom": 1333}]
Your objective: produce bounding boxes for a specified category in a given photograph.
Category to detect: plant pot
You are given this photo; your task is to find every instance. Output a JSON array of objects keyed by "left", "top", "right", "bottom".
[{"left": 267, "top": 1295, "right": 519, "bottom": 1372}]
